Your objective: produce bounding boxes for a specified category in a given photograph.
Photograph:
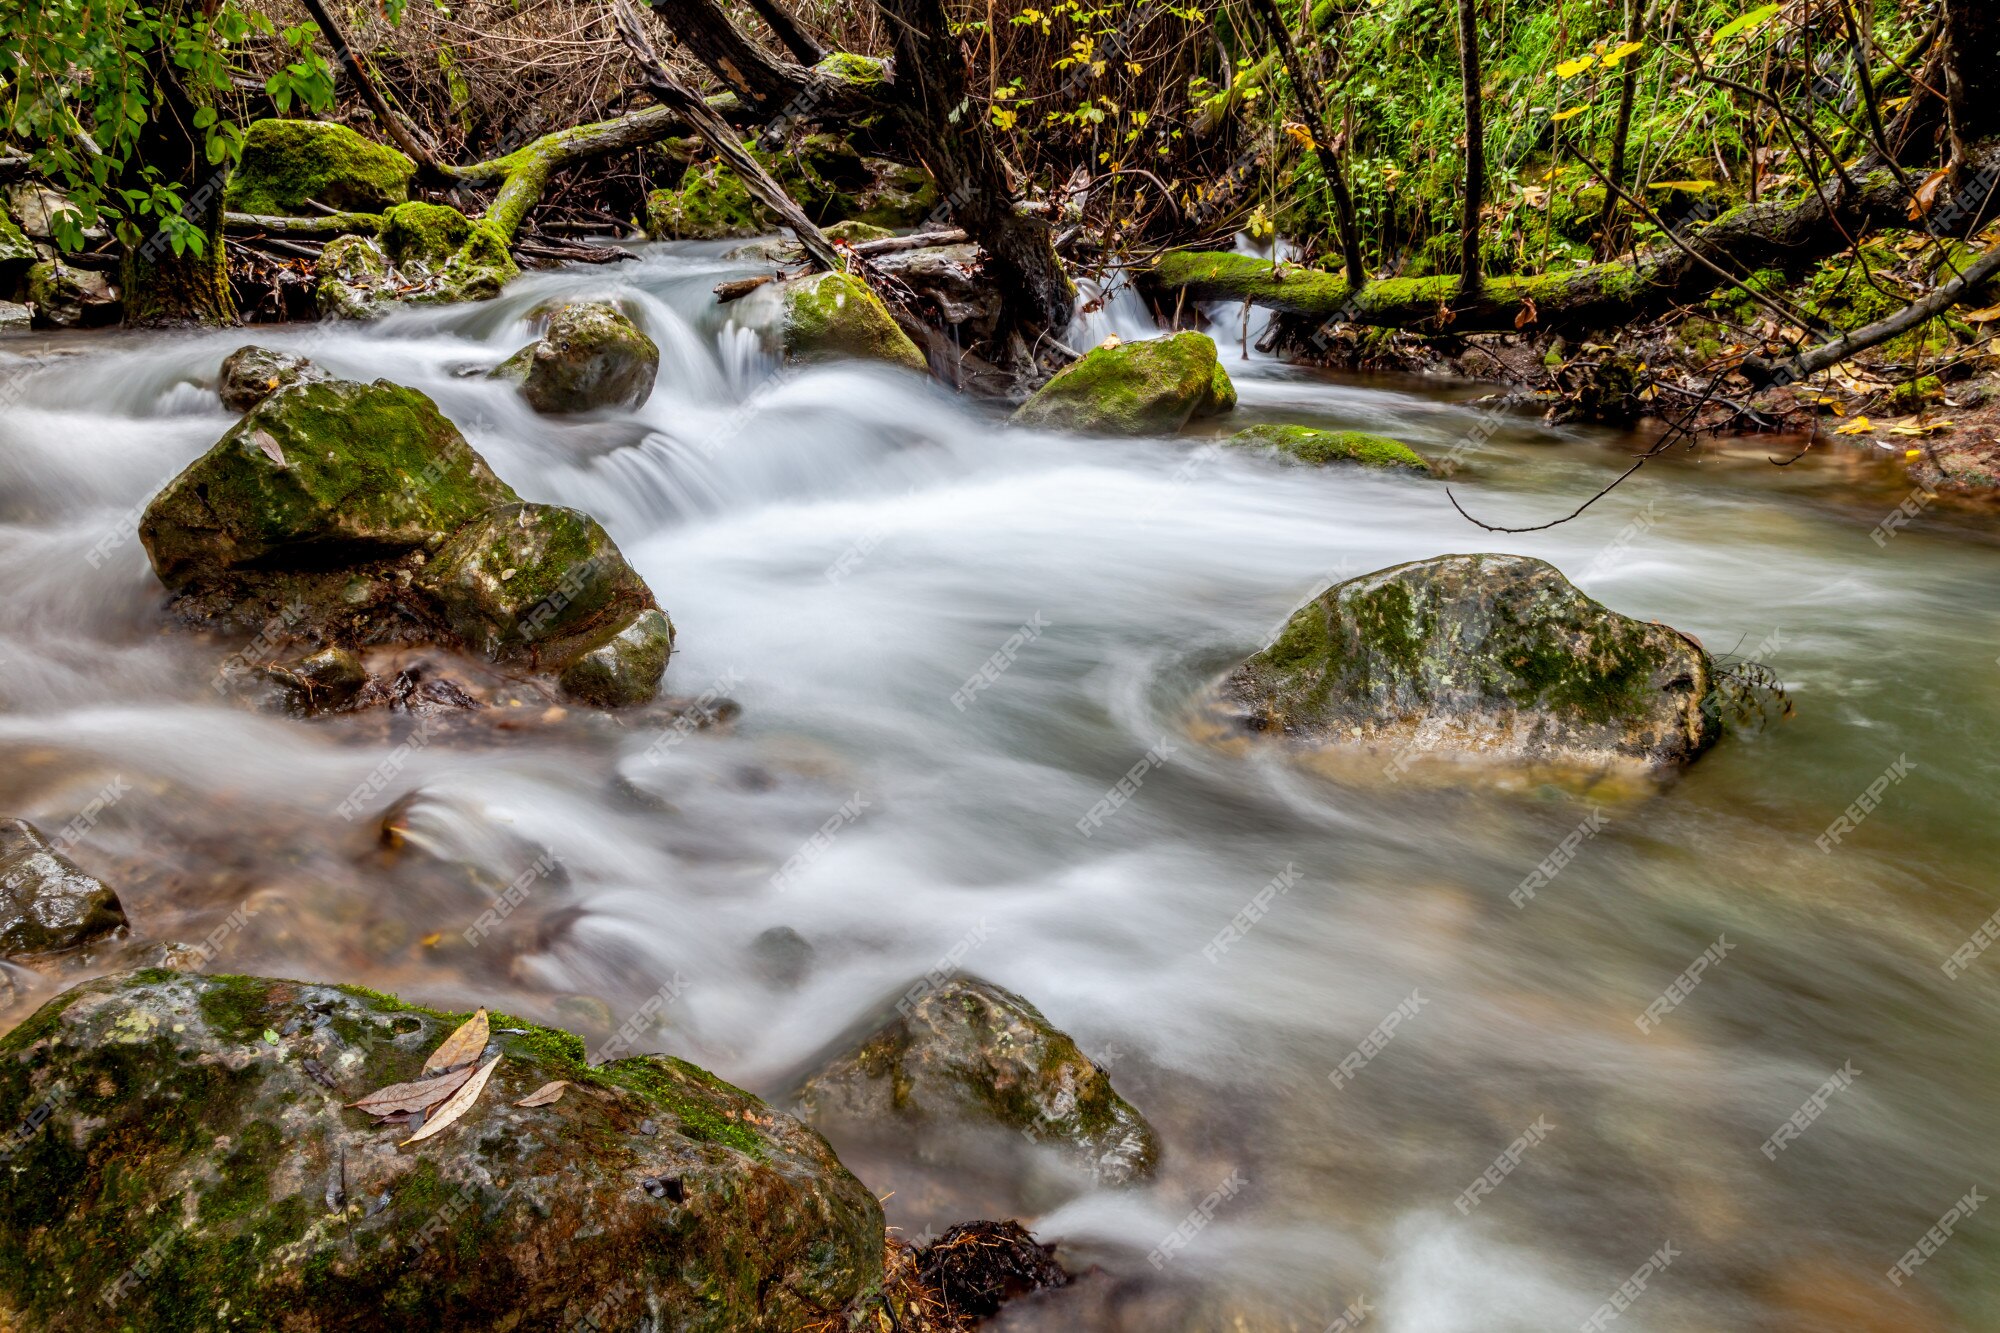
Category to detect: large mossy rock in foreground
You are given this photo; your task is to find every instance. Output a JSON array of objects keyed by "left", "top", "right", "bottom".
[
  {"left": 793, "top": 976, "right": 1160, "bottom": 1187},
  {"left": 139, "top": 378, "right": 517, "bottom": 596},
  {"left": 1219, "top": 554, "right": 1721, "bottom": 774},
  {"left": 0, "top": 971, "right": 883, "bottom": 1331},
  {"left": 493, "top": 301, "right": 660, "bottom": 414},
  {"left": 779, "top": 271, "right": 927, "bottom": 373},
  {"left": 1013, "top": 331, "right": 1236, "bottom": 436},
  {"left": 225, "top": 119, "right": 414, "bottom": 218},
  {"left": 0, "top": 819, "right": 126, "bottom": 957},
  {"left": 1230, "top": 423, "right": 1434, "bottom": 474}
]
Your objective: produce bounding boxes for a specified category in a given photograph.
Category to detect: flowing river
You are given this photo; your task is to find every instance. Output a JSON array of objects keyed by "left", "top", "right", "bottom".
[{"left": 1, "top": 242, "right": 1996, "bottom": 1331}]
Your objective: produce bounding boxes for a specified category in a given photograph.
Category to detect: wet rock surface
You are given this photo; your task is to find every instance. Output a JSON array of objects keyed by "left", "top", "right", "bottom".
[
  {"left": 1014, "top": 332, "right": 1235, "bottom": 436},
  {"left": 0, "top": 819, "right": 127, "bottom": 958},
  {"left": 217, "top": 345, "right": 330, "bottom": 413},
  {"left": 1218, "top": 553, "right": 1721, "bottom": 776},
  {"left": 793, "top": 975, "right": 1160, "bottom": 1187},
  {"left": 0, "top": 970, "right": 885, "bottom": 1331},
  {"left": 493, "top": 301, "right": 659, "bottom": 414}
]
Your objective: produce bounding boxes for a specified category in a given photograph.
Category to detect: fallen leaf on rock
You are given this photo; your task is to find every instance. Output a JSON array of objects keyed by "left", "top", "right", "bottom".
[
  {"left": 1884, "top": 419, "right": 1953, "bottom": 437},
  {"left": 515, "top": 1080, "right": 571, "bottom": 1107},
  {"left": 424, "top": 1007, "right": 490, "bottom": 1075},
  {"left": 1833, "top": 416, "right": 1874, "bottom": 436},
  {"left": 404, "top": 1054, "right": 500, "bottom": 1145},
  {"left": 350, "top": 1063, "right": 478, "bottom": 1118},
  {"left": 252, "top": 429, "right": 287, "bottom": 468}
]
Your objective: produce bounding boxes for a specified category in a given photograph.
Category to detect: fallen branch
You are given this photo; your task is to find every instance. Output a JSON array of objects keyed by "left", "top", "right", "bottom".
[
  {"left": 1148, "top": 139, "right": 2000, "bottom": 335},
  {"left": 1743, "top": 232, "right": 2000, "bottom": 385},
  {"left": 223, "top": 210, "right": 383, "bottom": 237},
  {"left": 612, "top": 0, "right": 841, "bottom": 272}
]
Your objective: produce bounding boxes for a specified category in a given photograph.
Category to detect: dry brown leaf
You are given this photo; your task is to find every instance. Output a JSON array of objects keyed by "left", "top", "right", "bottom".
[
  {"left": 403, "top": 1054, "right": 500, "bottom": 1145},
  {"left": 252, "top": 429, "right": 287, "bottom": 468},
  {"left": 423, "top": 1007, "right": 490, "bottom": 1075},
  {"left": 515, "top": 1080, "right": 570, "bottom": 1108},
  {"left": 348, "top": 1063, "right": 477, "bottom": 1118},
  {"left": 1909, "top": 168, "right": 1950, "bottom": 221},
  {"left": 1961, "top": 304, "right": 2000, "bottom": 324}
]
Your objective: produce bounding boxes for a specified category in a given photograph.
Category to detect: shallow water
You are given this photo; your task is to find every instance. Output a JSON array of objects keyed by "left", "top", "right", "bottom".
[{"left": 2, "top": 243, "right": 1996, "bottom": 1331}]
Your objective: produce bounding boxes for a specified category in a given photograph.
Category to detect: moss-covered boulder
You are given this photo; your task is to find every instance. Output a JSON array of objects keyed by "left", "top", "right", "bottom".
[
  {"left": 1229, "top": 424, "right": 1434, "bottom": 473},
  {"left": 646, "top": 161, "right": 766, "bottom": 240},
  {"left": 779, "top": 271, "right": 926, "bottom": 372},
  {"left": 376, "top": 200, "right": 470, "bottom": 268},
  {"left": 226, "top": 119, "right": 414, "bottom": 217},
  {"left": 1013, "top": 332, "right": 1235, "bottom": 436},
  {"left": 0, "top": 819, "right": 126, "bottom": 958},
  {"left": 25, "top": 258, "right": 118, "bottom": 328},
  {"left": 415, "top": 502, "right": 661, "bottom": 673},
  {"left": 315, "top": 208, "right": 517, "bottom": 319},
  {"left": 0, "top": 970, "right": 884, "bottom": 1331},
  {"left": 0, "top": 211, "right": 34, "bottom": 271},
  {"left": 793, "top": 977, "right": 1159, "bottom": 1187},
  {"left": 139, "top": 378, "right": 517, "bottom": 596},
  {"left": 218, "top": 345, "right": 329, "bottom": 413},
  {"left": 1218, "top": 554, "right": 1722, "bottom": 775},
  {"left": 313, "top": 234, "right": 400, "bottom": 320},
  {"left": 493, "top": 301, "right": 659, "bottom": 414},
  {"left": 825, "top": 219, "right": 893, "bottom": 245}
]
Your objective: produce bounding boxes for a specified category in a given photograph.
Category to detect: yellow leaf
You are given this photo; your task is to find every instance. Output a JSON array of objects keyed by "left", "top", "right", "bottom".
[
  {"left": 1906, "top": 448, "right": 1923, "bottom": 458},
  {"left": 516, "top": 1080, "right": 571, "bottom": 1108},
  {"left": 1550, "top": 108, "right": 1585, "bottom": 123},
  {"left": 420, "top": 932, "right": 442, "bottom": 948},
  {"left": 1962, "top": 304, "right": 2000, "bottom": 324},
  {"left": 1602, "top": 40, "right": 1645, "bottom": 66},
  {"left": 1647, "top": 180, "right": 1715, "bottom": 192},
  {"left": 1555, "top": 56, "right": 1596, "bottom": 78},
  {"left": 1282, "top": 121, "right": 1316, "bottom": 149},
  {"left": 1886, "top": 420, "right": 1952, "bottom": 437},
  {"left": 403, "top": 1054, "right": 500, "bottom": 1145},
  {"left": 423, "top": 1007, "right": 490, "bottom": 1076},
  {"left": 1832, "top": 416, "right": 1874, "bottom": 436}
]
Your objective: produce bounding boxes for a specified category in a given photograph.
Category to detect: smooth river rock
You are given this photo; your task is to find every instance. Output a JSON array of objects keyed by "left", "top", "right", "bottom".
[
  {"left": 1013, "top": 331, "right": 1235, "bottom": 436},
  {"left": 0, "top": 818, "right": 127, "bottom": 957},
  {"left": 1217, "top": 553, "right": 1721, "bottom": 776}
]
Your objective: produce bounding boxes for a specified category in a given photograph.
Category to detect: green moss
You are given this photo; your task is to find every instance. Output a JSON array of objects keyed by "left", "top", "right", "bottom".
[
  {"left": 196, "top": 974, "right": 279, "bottom": 1042},
  {"left": 646, "top": 162, "right": 767, "bottom": 240},
  {"left": 780, "top": 271, "right": 927, "bottom": 373},
  {"left": 1229, "top": 424, "right": 1433, "bottom": 472},
  {"left": 378, "top": 201, "right": 472, "bottom": 268},
  {"left": 139, "top": 377, "right": 518, "bottom": 593},
  {"left": 1014, "top": 331, "right": 1222, "bottom": 435},
  {"left": 815, "top": 52, "right": 890, "bottom": 85},
  {"left": 226, "top": 119, "right": 414, "bottom": 217}
]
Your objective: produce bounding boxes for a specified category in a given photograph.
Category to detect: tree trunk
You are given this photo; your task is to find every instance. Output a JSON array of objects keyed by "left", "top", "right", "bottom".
[
  {"left": 646, "top": 0, "right": 816, "bottom": 114},
  {"left": 742, "top": 0, "right": 824, "bottom": 65},
  {"left": 1456, "top": 0, "right": 1485, "bottom": 294},
  {"left": 1246, "top": 0, "right": 1364, "bottom": 288},
  {"left": 1595, "top": 0, "right": 1644, "bottom": 258},
  {"left": 122, "top": 0, "right": 233, "bottom": 328},
  {"left": 876, "top": 0, "right": 1073, "bottom": 337},
  {"left": 1942, "top": 0, "right": 2000, "bottom": 163}
]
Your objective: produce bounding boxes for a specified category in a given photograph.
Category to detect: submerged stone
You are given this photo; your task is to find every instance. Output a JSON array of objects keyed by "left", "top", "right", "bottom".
[
  {"left": 1217, "top": 554, "right": 1721, "bottom": 776},
  {"left": 1228, "top": 424, "right": 1434, "bottom": 473},
  {"left": 217, "top": 345, "right": 329, "bottom": 413},
  {"left": 225, "top": 118, "right": 414, "bottom": 217},
  {"left": 139, "top": 378, "right": 517, "bottom": 595},
  {"left": 0, "top": 970, "right": 884, "bottom": 1329},
  {"left": 793, "top": 976, "right": 1159, "bottom": 1186},
  {"left": 0, "top": 818, "right": 127, "bottom": 957},
  {"left": 779, "top": 271, "right": 926, "bottom": 372},
  {"left": 1013, "top": 332, "right": 1235, "bottom": 436},
  {"left": 495, "top": 301, "right": 660, "bottom": 414}
]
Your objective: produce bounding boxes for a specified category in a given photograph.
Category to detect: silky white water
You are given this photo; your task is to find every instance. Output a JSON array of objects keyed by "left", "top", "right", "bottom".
[{"left": 1, "top": 242, "right": 1996, "bottom": 1331}]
